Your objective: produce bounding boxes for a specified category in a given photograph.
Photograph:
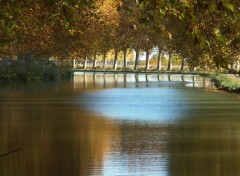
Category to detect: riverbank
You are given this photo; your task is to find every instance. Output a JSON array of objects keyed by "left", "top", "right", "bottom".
[
  {"left": 1, "top": 65, "right": 240, "bottom": 94},
  {"left": 208, "top": 73, "right": 240, "bottom": 93}
]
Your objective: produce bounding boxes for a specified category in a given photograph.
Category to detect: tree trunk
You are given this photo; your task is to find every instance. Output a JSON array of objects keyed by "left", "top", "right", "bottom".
[
  {"left": 113, "top": 48, "right": 118, "bottom": 70},
  {"left": 157, "top": 51, "right": 162, "bottom": 70},
  {"left": 93, "top": 73, "right": 96, "bottom": 88},
  {"left": 135, "top": 74, "right": 139, "bottom": 83},
  {"left": 168, "top": 74, "right": 171, "bottom": 81},
  {"left": 17, "top": 55, "right": 23, "bottom": 63},
  {"left": 230, "top": 62, "right": 234, "bottom": 70},
  {"left": 18, "top": 54, "right": 31, "bottom": 65},
  {"left": 134, "top": 49, "right": 139, "bottom": 70},
  {"left": 167, "top": 51, "right": 172, "bottom": 71},
  {"left": 145, "top": 50, "right": 150, "bottom": 70},
  {"left": 72, "top": 58, "right": 76, "bottom": 69},
  {"left": 123, "top": 48, "right": 127, "bottom": 69},
  {"left": 103, "top": 52, "right": 107, "bottom": 69},
  {"left": 237, "top": 61, "right": 240, "bottom": 71},
  {"left": 124, "top": 74, "right": 127, "bottom": 87},
  {"left": 93, "top": 51, "right": 97, "bottom": 69},
  {"left": 83, "top": 53, "right": 87, "bottom": 69},
  {"left": 180, "top": 58, "right": 185, "bottom": 71}
]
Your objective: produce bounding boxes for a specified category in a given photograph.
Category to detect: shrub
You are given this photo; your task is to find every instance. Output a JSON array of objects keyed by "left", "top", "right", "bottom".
[{"left": 0, "top": 60, "right": 72, "bottom": 84}]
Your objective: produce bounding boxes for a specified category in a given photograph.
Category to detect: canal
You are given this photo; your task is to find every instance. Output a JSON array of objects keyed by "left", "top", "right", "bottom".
[{"left": 0, "top": 72, "right": 239, "bottom": 176}]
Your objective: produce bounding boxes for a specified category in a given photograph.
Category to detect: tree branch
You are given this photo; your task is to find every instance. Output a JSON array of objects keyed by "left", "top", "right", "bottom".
[{"left": 0, "top": 148, "right": 23, "bottom": 158}]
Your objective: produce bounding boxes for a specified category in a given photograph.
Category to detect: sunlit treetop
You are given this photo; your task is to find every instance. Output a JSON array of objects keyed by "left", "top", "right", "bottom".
[{"left": 0, "top": 0, "right": 239, "bottom": 62}]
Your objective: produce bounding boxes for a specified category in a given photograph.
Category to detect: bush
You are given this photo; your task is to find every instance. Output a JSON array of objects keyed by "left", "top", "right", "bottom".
[
  {"left": 0, "top": 60, "right": 72, "bottom": 84},
  {"left": 60, "top": 66, "right": 73, "bottom": 79}
]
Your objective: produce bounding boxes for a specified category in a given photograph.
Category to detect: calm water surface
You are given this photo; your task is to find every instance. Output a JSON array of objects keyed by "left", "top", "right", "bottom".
[{"left": 0, "top": 72, "right": 240, "bottom": 176}]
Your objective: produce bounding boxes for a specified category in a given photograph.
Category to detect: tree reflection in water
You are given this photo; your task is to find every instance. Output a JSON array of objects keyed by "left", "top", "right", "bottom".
[{"left": 0, "top": 73, "right": 239, "bottom": 176}]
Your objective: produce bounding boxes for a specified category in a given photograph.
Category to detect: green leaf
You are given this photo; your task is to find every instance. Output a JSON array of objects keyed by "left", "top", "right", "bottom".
[
  {"left": 159, "top": 8, "right": 166, "bottom": 15},
  {"left": 210, "top": 3, "right": 217, "bottom": 12},
  {"left": 215, "top": 28, "right": 226, "bottom": 43},
  {"left": 223, "top": 2, "right": 234, "bottom": 12},
  {"left": 6, "top": 20, "right": 15, "bottom": 29},
  {"left": 124, "top": 6, "right": 132, "bottom": 14},
  {"left": 167, "top": 31, "right": 172, "bottom": 39},
  {"left": 139, "top": 3, "right": 144, "bottom": 10},
  {"left": 205, "top": 40, "right": 211, "bottom": 47}
]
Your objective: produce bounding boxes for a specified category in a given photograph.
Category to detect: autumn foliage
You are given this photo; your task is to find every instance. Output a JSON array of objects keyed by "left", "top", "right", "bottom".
[{"left": 0, "top": 0, "right": 239, "bottom": 72}]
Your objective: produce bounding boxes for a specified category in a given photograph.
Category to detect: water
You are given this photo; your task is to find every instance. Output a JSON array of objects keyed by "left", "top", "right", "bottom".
[{"left": 0, "top": 72, "right": 240, "bottom": 176}]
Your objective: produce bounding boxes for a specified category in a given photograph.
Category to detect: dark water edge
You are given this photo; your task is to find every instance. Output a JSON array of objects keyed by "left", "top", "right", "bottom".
[{"left": 0, "top": 73, "right": 240, "bottom": 176}]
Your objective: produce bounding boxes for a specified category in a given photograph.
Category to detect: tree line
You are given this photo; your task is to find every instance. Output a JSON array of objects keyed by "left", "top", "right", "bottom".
[{"left": 0, "top": 0, "right": 239, "bottom": 72}]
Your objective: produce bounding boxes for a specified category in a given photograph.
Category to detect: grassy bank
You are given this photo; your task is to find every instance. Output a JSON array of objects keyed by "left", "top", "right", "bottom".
[
  {"left": 0, "top": 60, "right": 72, "bottom": 84},
  {"left": 208, "top": 73, "right": 240, "bottom": 93}
]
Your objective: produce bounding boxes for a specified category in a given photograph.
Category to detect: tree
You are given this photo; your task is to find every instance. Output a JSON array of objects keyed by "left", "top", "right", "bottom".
[{"left": 0, "top": 0, "right": 239, "bottom": 72}]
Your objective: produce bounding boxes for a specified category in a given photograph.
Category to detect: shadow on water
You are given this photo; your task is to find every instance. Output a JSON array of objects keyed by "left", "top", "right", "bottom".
[{"left": 0, "top": 72, "right": 239, "bottom": 176}]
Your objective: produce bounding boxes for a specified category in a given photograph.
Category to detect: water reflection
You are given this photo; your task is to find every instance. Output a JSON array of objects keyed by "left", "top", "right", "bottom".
[
  {"left": 103, "top": 123, "right": 170, "bottom": 176},
  {"left": 78, "top": 88, "right": 189, "bottom": 123},
  {"left": 0, "top": 73, "right": 240, "bottom": 176},
  {"left": 0, "top": 97, "right": 117, "bottom": 176},
  {"left": 169, "top": 119, "right": 240, "bottom": 176},
  {"left": 73, "top": 72, "right": 213, "bottom": 90}
]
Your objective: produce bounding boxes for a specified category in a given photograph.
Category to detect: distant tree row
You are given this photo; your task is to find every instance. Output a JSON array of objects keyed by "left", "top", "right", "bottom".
[{"left": 0, "top": 0, "right": 239, "bottom": 72}]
